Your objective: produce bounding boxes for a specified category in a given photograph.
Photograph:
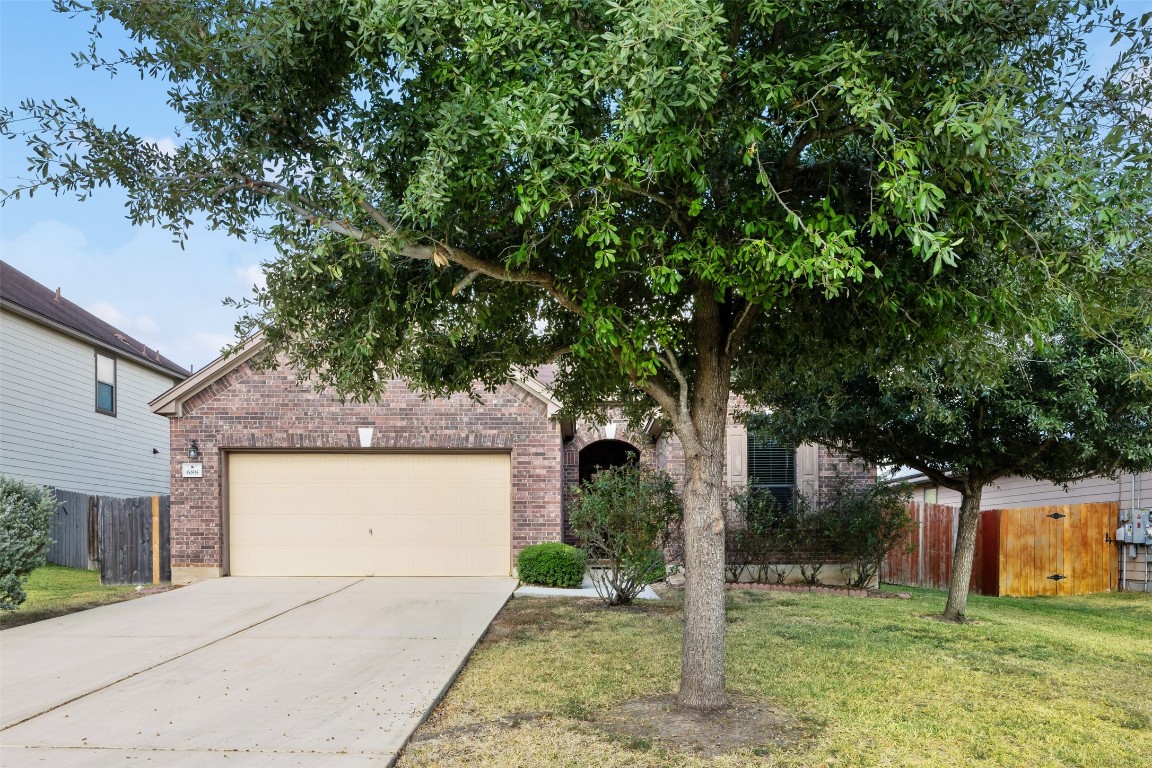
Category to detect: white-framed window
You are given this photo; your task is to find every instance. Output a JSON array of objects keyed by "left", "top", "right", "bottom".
[{"left": 95, "top": 352, "right": 116, "bottom": 415}]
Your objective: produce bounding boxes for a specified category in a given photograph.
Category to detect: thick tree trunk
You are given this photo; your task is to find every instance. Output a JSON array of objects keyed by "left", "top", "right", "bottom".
[
  {"left": 943, "top": 484, "right": 983, "bottom": 621},
  {"left": 676, "top": 412, "right": 729, "bottom": 711},
  {"left": 672, "top": 299, "right": 731, "bottom": 711}
]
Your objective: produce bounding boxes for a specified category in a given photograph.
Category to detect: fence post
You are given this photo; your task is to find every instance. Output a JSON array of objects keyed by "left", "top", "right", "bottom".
[
  {"left": 917, "top": 503, "right": 926, "bottom": 584},
  {"left": 151, "top": 496, "right": 161, "bottom": 585},
  {"left": 87, "top": 495, "right": 99, "bottom": 570}
]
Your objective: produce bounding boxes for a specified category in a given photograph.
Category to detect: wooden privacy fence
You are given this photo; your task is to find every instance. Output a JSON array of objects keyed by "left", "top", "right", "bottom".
[
  {"left": 882, "top": 501, "right": 1118, "bottom": 597},
  {"left": 46, "top": 489, "right": 99, "bottom": 571},
  {"left": 47, "top": 489, "right": 171, "bottom": 585},
  {"left": 882, "top": 503, "right": 978, "bottom": 592}
]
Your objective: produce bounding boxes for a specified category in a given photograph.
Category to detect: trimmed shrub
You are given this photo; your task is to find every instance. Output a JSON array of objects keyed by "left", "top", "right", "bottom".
[
  {"left": 568, "top": 465, "right": 682, "bottom": 606},
  {"left": 725, "top": 471, "right": 913, "bottom": 588},
  {"left": 1, "top": 476, "right": 56, "bottom": 610},
  {"left": 517, "top": 542, "right": 587, "bottom": 588}
]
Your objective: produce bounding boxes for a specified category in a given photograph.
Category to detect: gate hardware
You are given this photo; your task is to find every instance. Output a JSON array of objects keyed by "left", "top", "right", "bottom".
[
  {"left": 1047, "top": 574, "right": 1066, "bottom": 581},
  {"left": 1047, "top": 512, "right": 1066, "bottom": 520}
]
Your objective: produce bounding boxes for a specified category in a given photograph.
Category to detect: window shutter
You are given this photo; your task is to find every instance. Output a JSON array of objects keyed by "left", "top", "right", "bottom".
[
  {"left": 796, "top": 442, "right": 820, "bottom": 501},
  {"left": 726, "top": 424, "right": 747, "bottom": 488}
]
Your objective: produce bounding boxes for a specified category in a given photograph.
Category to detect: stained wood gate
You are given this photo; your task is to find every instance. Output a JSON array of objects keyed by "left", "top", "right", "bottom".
[
  {"left": 993, "top": 503, "right": 1117, "bottom": 597},
  {"left": 883, "top": 501, "right": 1117, "bottom": 597}
]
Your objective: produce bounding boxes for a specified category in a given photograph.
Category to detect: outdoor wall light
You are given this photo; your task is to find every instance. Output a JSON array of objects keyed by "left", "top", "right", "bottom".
[
  {"left": 188, "top": 441, "right": 200, "bottom": 459},
  {"left": 357, "top": 426, "right": 375, "bottom": 448}
]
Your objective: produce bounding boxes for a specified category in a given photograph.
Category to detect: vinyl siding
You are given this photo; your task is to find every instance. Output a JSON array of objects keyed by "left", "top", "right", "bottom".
[
  {"left": 0, "top": 311, "right": 180, "bottom": 496},
  {"left": 933, "top": 472, "right": 1151, "bottom": 510}
]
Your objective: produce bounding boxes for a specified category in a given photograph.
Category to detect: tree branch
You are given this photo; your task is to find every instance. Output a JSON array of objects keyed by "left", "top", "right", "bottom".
[
  {"left": 725, "top": 298, "right": 760, "bottom": 357},
  {"left": 451, "top": 270, "right": 481, "bottom": 296},
  {"left": 358, "top": 198, "right": 398, "bottom": 237},
  {"left": 613, "top": 181, "right": 691, "bottom": 238},
  {"left": 229, "top": 175, "right": 588, "bottom": 318},
  {"left": 779, "top": 124, "right": 861, "bottom": 189},
  {"left": 896, "top": 457, "right": 965, "bottom": 493},
  {"left": 661, "top": 349, "right": 691, "bottom": 418}
]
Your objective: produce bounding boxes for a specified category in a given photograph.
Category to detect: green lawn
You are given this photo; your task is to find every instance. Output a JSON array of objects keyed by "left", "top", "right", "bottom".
[
  {"left": 399, "top": 586, "right": 1152, "bottom": 767},
  {"left": 0, "top": 564, "right": 144, "bottom": 629}
]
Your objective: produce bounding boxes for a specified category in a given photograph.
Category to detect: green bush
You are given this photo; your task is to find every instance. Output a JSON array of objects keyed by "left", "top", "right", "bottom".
[
  {"left": 725, "top": 472, "right": 913, "bottom": 588},
  {"left": 568, "top": 465, "right": 682, "bottom": 606},
  {"left": 0, "top": 476, "right": 56, "bottom": 610},
  {"left": 822, "top": 475, "right": 915, "bottom": 589},
  {"left": 727, "top": 488, "right": 800, "bottom": 583},
  {"left": 516, "top": 542, "right": 587, "bottom": 588}
]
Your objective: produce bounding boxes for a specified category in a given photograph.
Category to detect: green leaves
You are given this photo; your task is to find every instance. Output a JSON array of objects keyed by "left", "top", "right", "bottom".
[
  {"left": 1, "top": 0, "right": 1149, "bottom": 420},
  {"left": 754, "top": 302, "right": 1152, "bottom": 492}
]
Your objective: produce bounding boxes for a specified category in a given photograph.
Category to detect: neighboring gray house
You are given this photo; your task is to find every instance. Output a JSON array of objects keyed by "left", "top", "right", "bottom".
[
  {"left": 0, "top": 261, "right": 189, "bottom": 497},
  {"left": 886, "top": 466, "right": 1150, "bottom": 512}
]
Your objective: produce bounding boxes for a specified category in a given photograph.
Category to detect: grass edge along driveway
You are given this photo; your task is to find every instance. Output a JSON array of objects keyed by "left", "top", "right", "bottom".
[
  {"left": 399, "top": 587, "right": 1152, "bottom": 768},
  {"left": 0, "top": 564, "right": 168, "bottom": 630}
]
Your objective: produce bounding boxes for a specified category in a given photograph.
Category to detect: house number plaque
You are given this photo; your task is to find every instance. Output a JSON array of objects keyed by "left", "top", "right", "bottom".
[{"left": 181, "top": 462, "right": 204, "bottom": 478}]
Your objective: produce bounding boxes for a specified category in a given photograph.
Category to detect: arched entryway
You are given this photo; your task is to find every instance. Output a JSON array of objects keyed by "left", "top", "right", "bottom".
[{"left": 578, "top": 439, "right": 640, "bottom": 484}]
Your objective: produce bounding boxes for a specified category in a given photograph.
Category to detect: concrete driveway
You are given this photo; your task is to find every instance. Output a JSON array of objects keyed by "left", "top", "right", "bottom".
[{"left": 1, "top": 577, "right": 516, "bottom": 767}]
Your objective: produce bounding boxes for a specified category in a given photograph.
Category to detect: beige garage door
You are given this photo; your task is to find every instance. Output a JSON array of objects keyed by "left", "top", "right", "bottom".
[{"left": 228, "top": 452, "right": 511, "bottom": 576}]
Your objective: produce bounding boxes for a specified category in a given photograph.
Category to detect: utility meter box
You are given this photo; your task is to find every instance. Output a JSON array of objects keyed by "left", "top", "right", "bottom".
[
  {"left": 1135, "top": 509, "right": 1149, "bottom": 545},
  {"left": 1117, "top": 509, "right": 1149, "bottom": 545}
]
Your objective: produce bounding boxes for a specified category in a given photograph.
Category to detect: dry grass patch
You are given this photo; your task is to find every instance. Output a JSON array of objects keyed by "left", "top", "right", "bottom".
[{"left": 398, "top": 589, "right": 1152, "bottom": 768}]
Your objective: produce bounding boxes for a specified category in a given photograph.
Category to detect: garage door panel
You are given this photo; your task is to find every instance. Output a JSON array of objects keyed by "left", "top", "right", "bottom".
[
  {"left": 230, "top": 544, "right": 513, "bottom": 578},
  {"left": 230, "top": 515, "right": 368, "bottom": 547},
  {"left": 228, "top": 485, "right": 366, "bottom": 516},
  {"left": 379, "top": 515, "right": 510, "bottom": 546},
  {"left": 228, "top": 453, "right": 512, "bottom": 576}
]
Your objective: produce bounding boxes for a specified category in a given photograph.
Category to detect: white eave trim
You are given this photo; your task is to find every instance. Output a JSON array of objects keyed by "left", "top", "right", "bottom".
[
  {"left": 642, "top": 416, "right": 665, "bottom": 440},
  {"left": 511, "top": 369, "right": 574, "bottom": 438},
  {"left": 880, "top": 469, "right": 934, "bottom": 487},
  {"left": 512, "top": 369, "right": 562, "bottom": 417},
  {"left": 152, "top": 339, "right": 568, "bottom": 423},
  {"left": 150, "top": 334, "right": 264, "bottom": 417}
]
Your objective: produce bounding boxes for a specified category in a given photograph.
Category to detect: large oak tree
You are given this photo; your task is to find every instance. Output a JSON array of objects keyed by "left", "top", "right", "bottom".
[{"left": 3, "top": 1, "right": 1149, "bottom": 710}]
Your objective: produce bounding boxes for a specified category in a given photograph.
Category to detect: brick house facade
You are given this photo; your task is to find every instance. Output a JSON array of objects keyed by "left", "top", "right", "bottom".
[
  {"left": 155, "top": 346, "right": 563, "bottom": 582},
  {"left": 153, "top": 341, "right": 872, "bottom": 582},
  {"left": 561, "top": 410, "right": 872, "bottom": 540}
]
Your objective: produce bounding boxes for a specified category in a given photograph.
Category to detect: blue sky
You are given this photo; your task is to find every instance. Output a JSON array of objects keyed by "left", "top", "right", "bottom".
[
  {"left": 1, "top": 0, "right": 276, "bottom": 371},
  {"left": 0, "top": 1, "right": 1144, "bottom": 371}
]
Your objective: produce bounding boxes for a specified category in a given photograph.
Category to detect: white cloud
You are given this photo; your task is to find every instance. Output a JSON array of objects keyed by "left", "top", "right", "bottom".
[
  {"left": 2, "top": 219, "right": 88, "bottom": 258},
  {"left": 1, "top": 217, "right": 278, "bottom": 370},
  {"left": 88, "top": 301, "right": 160, "bottom": 340},
  {"left": 236, "top": 264, "right": 267, "bottom": 291},
  {"left": 184, "top": 332, "right": 235, "bottom": 371},
  {"left": 142, "top": 136, "right": 179, "bottom": 156}
]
